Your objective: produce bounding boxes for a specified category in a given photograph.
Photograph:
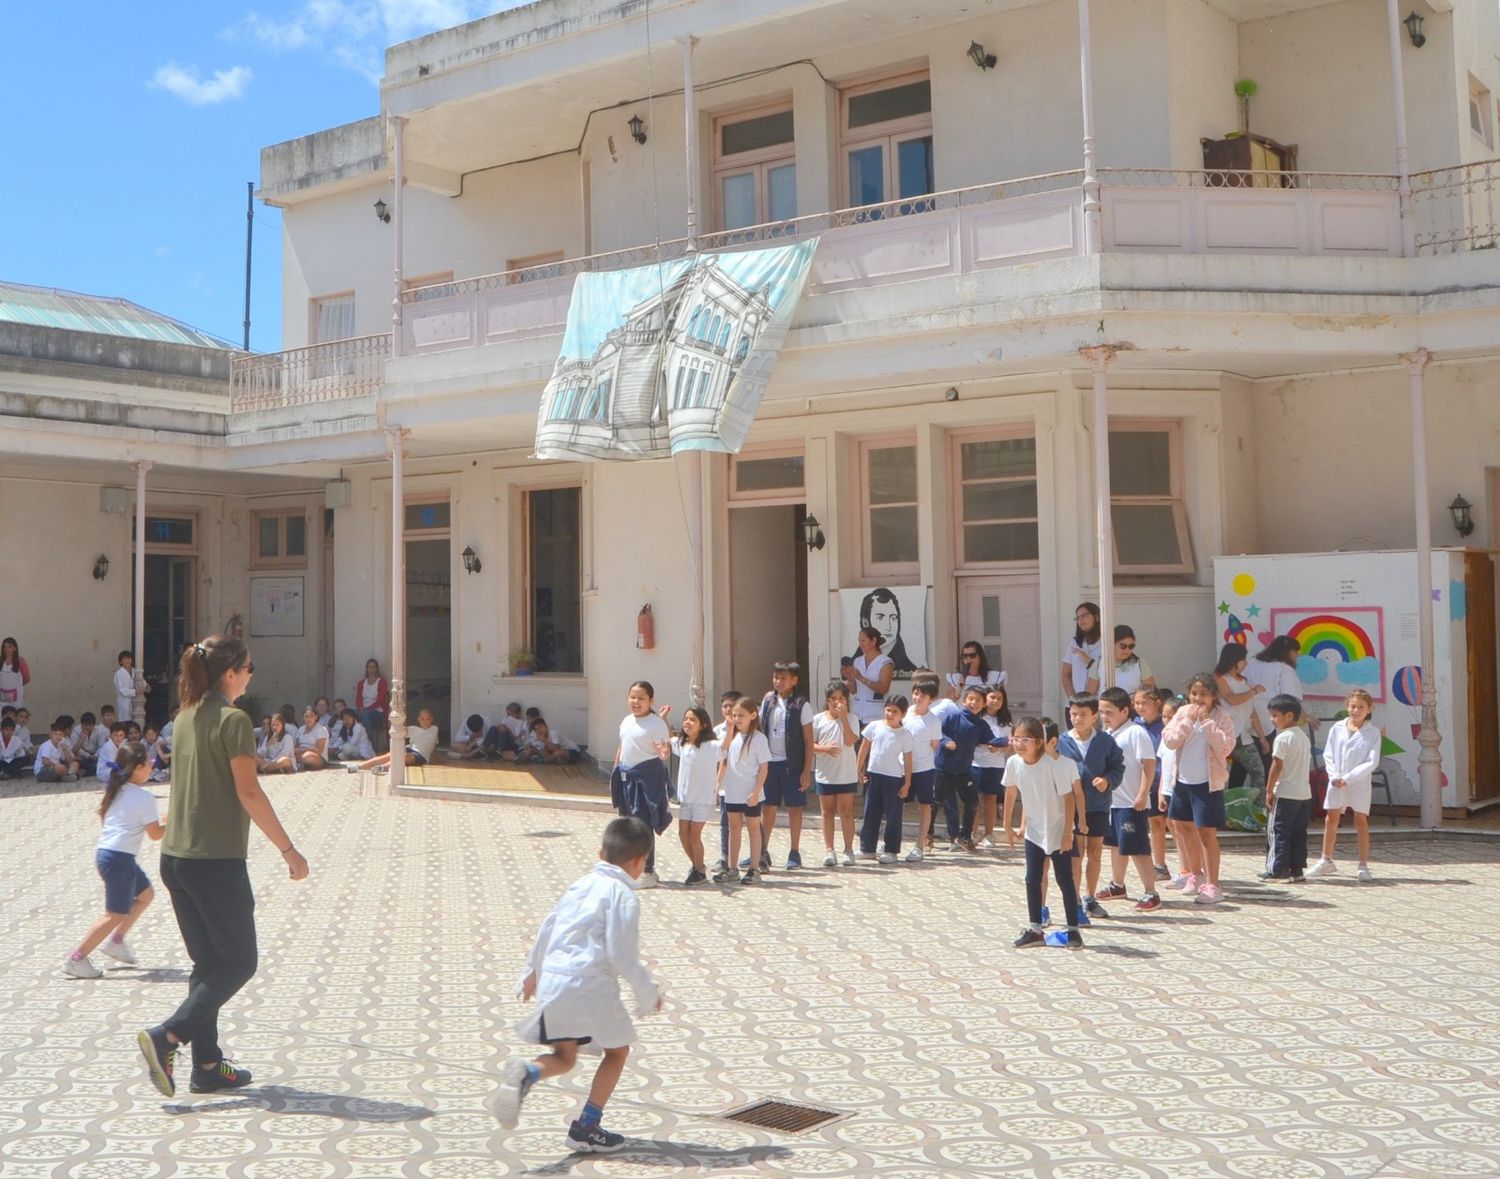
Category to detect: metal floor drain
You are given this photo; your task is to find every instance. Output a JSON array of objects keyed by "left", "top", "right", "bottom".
[{"left": 717, "top": 1098, "right": 850, "bottom": 1135}]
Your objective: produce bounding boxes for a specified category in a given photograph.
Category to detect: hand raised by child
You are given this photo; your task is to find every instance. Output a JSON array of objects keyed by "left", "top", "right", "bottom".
[{"left": 657, "top": 705, "right": 672, "bottom": 721}]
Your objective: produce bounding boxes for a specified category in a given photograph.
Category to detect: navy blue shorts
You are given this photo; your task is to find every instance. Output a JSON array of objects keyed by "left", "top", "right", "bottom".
[
  {"left": 724, "top": 802, "right": 762, "bottom": 817},
  {"left": 1081, "top": 810, "right": 1109, "bottom": 841},
  {"left": 816, "top": 781, "right": 856, "bottom": 797},
  {"left": 906, "top": 769, "right": 936, "bottom": 805},
  {"left": 96, "top": 849, "right": 151, "bottom": 915},
  {"left": 762, "top": 760, "right": 806, "bottom": 808},
  {"left": 1168, "top": 780, "right": 1226, "bottom": 829},
  {"left": 972, "top": 766, "right": 1004, "bottom": 796},
  {"left": 1111, "top": 806, "right": 1153, "bottom": 856}
]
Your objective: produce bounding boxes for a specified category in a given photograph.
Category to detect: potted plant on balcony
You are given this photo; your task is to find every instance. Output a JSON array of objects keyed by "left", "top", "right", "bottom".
[
  {"left": 1231, "top": 77, "right": 1258, "bottom": 137},
  {"left": 510, "top": 647, "right": 537, "bottom": 676}
]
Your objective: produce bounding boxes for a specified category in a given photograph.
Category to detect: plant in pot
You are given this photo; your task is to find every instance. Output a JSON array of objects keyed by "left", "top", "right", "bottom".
[
  {"left": 1230, "top": 77, "right": 1258, "bottom": 137},
  {"left": 510, "top": 648, "right": 537, "bottom": 676}
]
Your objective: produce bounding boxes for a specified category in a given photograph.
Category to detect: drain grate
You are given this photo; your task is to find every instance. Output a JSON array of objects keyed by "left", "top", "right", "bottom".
[{"left": 717, "top": 1098, "right": 850, "bottom": 1135}]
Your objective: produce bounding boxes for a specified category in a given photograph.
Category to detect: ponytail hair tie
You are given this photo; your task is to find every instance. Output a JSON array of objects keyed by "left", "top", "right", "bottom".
[
  {"left": 105, "top": 759, "right": 121, "bottom": 772},
  {"left": 193, "top": 644, "right": 206, "bottom": 658}
]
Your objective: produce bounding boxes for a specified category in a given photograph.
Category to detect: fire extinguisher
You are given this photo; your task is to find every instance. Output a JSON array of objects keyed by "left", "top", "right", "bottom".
[{"left": 637, "top": 604, "right": 655, "bottom": 650}]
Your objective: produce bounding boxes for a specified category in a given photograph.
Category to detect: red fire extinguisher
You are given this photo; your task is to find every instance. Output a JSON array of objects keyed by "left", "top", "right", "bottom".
[{"left": 637, "top": 604, "right": 655, "bottom": 650}]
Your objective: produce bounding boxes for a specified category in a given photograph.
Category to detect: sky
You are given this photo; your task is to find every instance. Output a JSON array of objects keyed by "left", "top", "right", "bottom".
[{"left": 4, "top": 1, "right": 528, "bottom": 354}]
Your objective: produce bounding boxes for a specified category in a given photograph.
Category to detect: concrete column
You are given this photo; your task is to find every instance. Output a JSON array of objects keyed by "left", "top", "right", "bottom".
[
  {"left": 388, "top": 428, "right": 408, "bottom": 787},
  {"left": 1403, "top": 348, "right": 1442, "bottom": 827},
  {"left": 1082, "top": 346, "right": 1115, "bottom": 688},
  {"left": 1385, "top": 0, "right": 1415, "bottom": 256},
  {"left": 391, "top": 115, "right": 407, "bottom": 352},
  {"left": 1077, "top": 0, "right": 1101, "bottom": 254},
  {"left": 679, "top": 35, "right": 700, "bottom": 253},
  {"left": 133, "top": 460, "right": 153, "bottom": 728}
]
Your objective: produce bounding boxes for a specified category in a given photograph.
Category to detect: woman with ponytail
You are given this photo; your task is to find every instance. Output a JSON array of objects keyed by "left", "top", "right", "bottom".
[
  {"left": 63, "top": 741, "right": 163, "bottom": 979},
  {"left": 137, "top": 635, "right": 309, "bottom": 1099}
]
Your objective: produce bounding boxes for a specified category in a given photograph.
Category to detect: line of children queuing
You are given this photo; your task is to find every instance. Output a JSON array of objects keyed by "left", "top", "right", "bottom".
[{"left": 1, "top": 704, "right": 173, "bottom": 784}]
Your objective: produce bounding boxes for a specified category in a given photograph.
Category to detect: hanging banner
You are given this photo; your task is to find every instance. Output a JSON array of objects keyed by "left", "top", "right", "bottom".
[{"left": 534, "top": 239, "right": 819, "bottom": 461}]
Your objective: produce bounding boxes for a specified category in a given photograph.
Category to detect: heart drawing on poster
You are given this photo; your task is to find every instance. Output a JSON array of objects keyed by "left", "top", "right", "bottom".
[{"left": 1257, "top": 630, "right": 1274, "bottom": 645}]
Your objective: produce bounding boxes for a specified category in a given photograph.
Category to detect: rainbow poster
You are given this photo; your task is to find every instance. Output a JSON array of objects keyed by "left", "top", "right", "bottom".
[{"left": 1269, "top": 607, "right": 1386, "bottom": 701}]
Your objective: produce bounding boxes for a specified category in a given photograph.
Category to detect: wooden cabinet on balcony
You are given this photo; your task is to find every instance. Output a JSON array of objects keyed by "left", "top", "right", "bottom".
[{"left": 1201, "top": 134, "right": 1298, "bottom": 187}]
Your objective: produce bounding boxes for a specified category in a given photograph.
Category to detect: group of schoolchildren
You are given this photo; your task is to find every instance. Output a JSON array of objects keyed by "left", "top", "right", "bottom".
[
  {"left": 251, "top": 696, "right": 387, "bottom": 774},
  {"left": 0, "top": 704, "right": 173, "bottom": 786},
  {"left": 448, "top": 702, "right": 583, "bottom": 766}
]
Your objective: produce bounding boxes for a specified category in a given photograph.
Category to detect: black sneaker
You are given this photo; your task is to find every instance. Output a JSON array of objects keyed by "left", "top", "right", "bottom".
[
  {"left": 758, "top": 851, "right": 772, "bottom": 872},
  {"left": 741, "top": 868, "right": 762, "bottom": 885},
  {"left": 711, "top": 866, "right": 740, "bottom": 884},
  {"left": 1066, "top": 931, "right": 1086, "bottom": 950},
  {"left": 683, "top": 868, "right": 707, "bottom": 886},
  {"left": 1013, "top": 929, "right": 1046, "bottom": 949},
  {"left": 566, "top": 1119, "right": 625, "bottom": 1153},
  {"left": 1084, "top": 897, "right": 1107, "bottom": 918},
  {"left": 1289, "top": 873, "right": 1307, "bottom": 884},
  {"left": 1256, "top": 870, "right": 1290, "bottom": 882},
  {"left": 138, "top": 1026, "right": 177, "bottom": 1097},
  {"left": 189, "top": 1059, "right": 254, "bottom": 1093}
]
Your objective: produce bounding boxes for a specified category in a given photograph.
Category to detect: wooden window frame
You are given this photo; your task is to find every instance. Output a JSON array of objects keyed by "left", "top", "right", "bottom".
[
  {"left": 728, "top": 443, "right": 806, "bottom": 506},
  {"left": 1108, "top": 417, "right": 1194, "bottom": 577},
  {"left": 521, "top": 483, "right": 584, "bottom": 675},
  {"left": 947, "top": 425, "right": 1041, "bottom": 572},
  {"left": 838, "top": 69, "right": 934, "bottom": 209},
  {"left": 711, "top": 101, "right": 796, "bottom": 233},
  {"left": 1468, "top": 76, "right": 1494, "bottom": 148},
  {"left": 307, "top": 290, "right": 356, "bottom": 345},
  {"left": 856, "top": 433, "right": 920, "bottom": 580},
  {"left": 250, "top": 508, "right": 309, "bottom": 570},
  {"left": 507, "top": 250, "right": 566, "bottom": 284}
]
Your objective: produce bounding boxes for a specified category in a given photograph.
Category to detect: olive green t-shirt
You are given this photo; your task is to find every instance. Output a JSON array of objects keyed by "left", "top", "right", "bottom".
[{"left": 163, "top": 692, "right": 257, "bottom": 859}]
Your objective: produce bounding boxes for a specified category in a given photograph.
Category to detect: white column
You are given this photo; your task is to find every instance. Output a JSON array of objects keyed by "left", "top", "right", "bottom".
[
  {"left": 1404, "top": 349, "right": 1442, "bottom": 827},
  {"left": 679, "top": 35, "right": 700, "bottom": 253},
  {"left": 1082, "top": 346, "right": 1115, "bottom": 688},
  {"left": 133, "top": 460, "right": 153, "bottom": 728},
  {"left": 391, "top": 116, "right": 407, "bottom": 351},
  {"left": 1385, "top": 0, "right": 1415, "bottom": 256},
  {"left": 388, "top": 428, "right": 409, "bottom": 788},
  {"left": 1077, "top": 0, "right": 1101, "bottom": 254}
]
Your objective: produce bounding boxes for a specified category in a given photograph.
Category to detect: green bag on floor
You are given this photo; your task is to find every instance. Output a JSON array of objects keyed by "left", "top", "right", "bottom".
[{"left": 1223, "top": 786, "right": 1266, "bottom": 833}]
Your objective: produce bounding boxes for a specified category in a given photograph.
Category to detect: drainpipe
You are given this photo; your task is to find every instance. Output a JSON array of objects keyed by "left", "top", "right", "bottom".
[
  {"left": 1077, "top": 0, "right": 1101, "bottom": 254},
  {"left": 388, "top": 428, "right": 408, "bottom": 788},
  {"left": 680, "top": 35, "right": 700, "bottom": 254},
  {"left": 679, "top": 33, "right": 706, "bottom": 706},
  {"left": 1404, "top": 349, "right": 1442, "bottom": 827},
  {"left": 1385, "top": 0, "right": 1415, "bottom": 256},
  {"left": 1082, "top": 346, "right": 1115, "bottom": 688},
  {"left": 391, "top": 115, "right": 407, "bottom": 354},
  {"left": 133, "top": 460, "right": 153, "bottom": 729}
]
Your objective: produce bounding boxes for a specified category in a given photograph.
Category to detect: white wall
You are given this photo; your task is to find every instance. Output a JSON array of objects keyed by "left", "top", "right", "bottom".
[{"left": 1165, "top": 0, "right": 1242, "bottom": 169}]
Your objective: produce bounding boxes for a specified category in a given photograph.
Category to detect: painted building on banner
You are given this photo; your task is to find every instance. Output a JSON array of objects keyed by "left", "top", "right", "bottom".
[{"left": 5, "top": 0, "right": 1500, "bottom": 809}]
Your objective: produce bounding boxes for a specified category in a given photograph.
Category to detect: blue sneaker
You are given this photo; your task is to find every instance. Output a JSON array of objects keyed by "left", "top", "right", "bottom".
[
  {"left": 1039, "top": 905, "right": 1051, "bottom": 928},
  {"left": 1076, "top": 909, "right": 1092, "bottom": 927},
  {"left": 738, "top": 856, "right": 751, "bottom": 869},
  {"left": 1044, "top": 930, "right": 1070, "bottom": 947},
  {"left": 566, "top": 1119, "right": 625, "bottom": 1153},
  {"left": 786, "top": 849, "right": 803, "bottom": 870}
]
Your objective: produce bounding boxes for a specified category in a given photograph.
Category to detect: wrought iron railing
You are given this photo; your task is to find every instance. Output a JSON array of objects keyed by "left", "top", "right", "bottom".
[
  {"left": 230, "top": 333, "right": 391, "bottom": 412},
  {"left": 1411, "top": 160, "right": 1500, "bottom": 254}
]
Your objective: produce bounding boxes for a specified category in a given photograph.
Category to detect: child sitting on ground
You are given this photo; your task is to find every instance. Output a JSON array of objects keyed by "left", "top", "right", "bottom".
[
  {"left": 450, "top": 714, "right": 489, "bottom": 760},
  {"left": 483, "top": 702, "right": 528, "bottom": 760},
  {"left": 329, "top": 708, "right": 374, "bottom": 763},
  {"left": 35, "top": 720, "right": 81, "bottom": 782},
  {"left": 0, "top": 717, "right": 28, "bottom": 778},
  {"left": 71, "top": 713, "right": 104, "bottom": 778},
  {"left": 524, "top": 717, "right": 580, "bottom": 765},
  {"left": 356, "top": 707, "right": 440, "bottom": 770},
  {"left": 490, "top": 816, "right": 663, "bottom": 1154}
]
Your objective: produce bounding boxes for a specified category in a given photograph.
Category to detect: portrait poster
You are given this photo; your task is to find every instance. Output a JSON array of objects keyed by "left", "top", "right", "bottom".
[
  {"left": 249, "top": 576, "right": 305, "bottom": 637},
  {"left": 839, "top": 586, "right": 929, "bottom": 680}
]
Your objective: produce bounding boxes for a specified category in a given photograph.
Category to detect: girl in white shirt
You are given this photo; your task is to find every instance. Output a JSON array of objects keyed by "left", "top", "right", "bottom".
[
  {"left": 329, "top": 708, "right": 374, "bottom": 763},
  {"left": 857, "top": 697, "right": 916, "bottom": 863},
  {"left": 716, "top": 697, "right": 771, "bottom": 884},
  {"left": 64, "top": 742, "right": 164, "bottom": 979},
  {"left": 256, "top": 714, "right": 296, "bottom": 774},
  {"left": 1061, "top": 602, "right": 1102, "bottom": 698},
  {"left": 295, "top": 707, "right": 329, "bottom": 771},
  {"left": 946, "top": 641, "right": 1007, "bottom": 699},
  {"left": 811, "top": 683, "right": 860, "bottom": 867},
  {"left": 612, "top": 682, "right": 672, "bottom": 888},
  {"left": 1310, "top": 689, "right": 1384, "bottom": 881},
  {"left": 664, "top": 707, "right": 721, "bottom": 886},
  {"left": 1111, "top": 626, "right": 1157, "bottom": 695},
  {"left": 1215, "top": 643, "right": 1267, "bottom": 802},
  {"left": 971, "top": 686, "right": 1014, "bottom": 848},
  {"left": 844, "top": 627, "right": 894, "bottom": 726}
]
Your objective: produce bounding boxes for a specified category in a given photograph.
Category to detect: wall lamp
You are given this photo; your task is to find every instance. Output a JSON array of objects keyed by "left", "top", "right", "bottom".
[
  {"left": 1449, "top": 494, "right": 1474, "bottom": 538},
  {"left": 801, "top": 514, "right": 826, "bottom": 552},
  {"left": 92, "top": 554, "right": 110, "bottom": 581},
  {"left": 628, "top": 114, "right": 648, "bottom": 145},
  {"left": 461, "top": 545, "right": 483, "bottom": 574},
  {"left": 968, "top": 40, "right": 997, "bottom": 70},
  {"left": 1404, "top": 10, "right": 1425, "bottom": 48},
  {"left": 373, "top": 198, "right": 391, "bottom": 223}
]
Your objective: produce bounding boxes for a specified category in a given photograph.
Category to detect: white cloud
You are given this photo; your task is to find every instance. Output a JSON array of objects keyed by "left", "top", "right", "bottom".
[{"left": 149, "top": 62, "right": 253, "bottom": 105}]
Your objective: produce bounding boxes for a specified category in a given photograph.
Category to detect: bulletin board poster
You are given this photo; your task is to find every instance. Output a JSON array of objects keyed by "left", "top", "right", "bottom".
[
  {"left": 1213, "top": 551, "right": 1465, "bottom": 807},
  {"left": 839, "top": 586, "right": 929, "bottom": 680},
  {"left": 250, "top": 576, "right": 305, "bottom": 637}
]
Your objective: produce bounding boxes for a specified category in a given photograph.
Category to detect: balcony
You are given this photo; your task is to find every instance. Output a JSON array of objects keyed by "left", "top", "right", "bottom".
[{"left": 231, "top": 333, "right": 391, "bottom": 413}]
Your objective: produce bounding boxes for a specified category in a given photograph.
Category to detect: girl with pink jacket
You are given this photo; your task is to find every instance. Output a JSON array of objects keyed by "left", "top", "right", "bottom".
[{"left": 1161, "top": 673, "right": 1236, "bottom": 904}]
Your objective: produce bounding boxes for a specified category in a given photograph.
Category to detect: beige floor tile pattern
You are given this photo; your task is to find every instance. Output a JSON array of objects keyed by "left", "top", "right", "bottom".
[{"left": 2, "top": 771, "right": 1499, "bottom": 1177}]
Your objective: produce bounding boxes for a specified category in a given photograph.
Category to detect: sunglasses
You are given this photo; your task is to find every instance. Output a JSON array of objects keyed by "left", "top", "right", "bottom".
[
  {"left": 1118, "top": 643, "right": 1135, "bottom": 651},
  {"left": 962, "top": 651, "right": 980, "bottom": 659},
  {"left": 241, "top": 662, "right": 255, "bottom": 675}
]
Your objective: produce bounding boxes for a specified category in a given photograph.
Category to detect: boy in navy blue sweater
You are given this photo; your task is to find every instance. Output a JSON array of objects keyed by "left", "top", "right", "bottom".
[
  {"left": 1058, "top": 693, "right": 1124, "bottom": 916},
  {"left": 935, "top": 686, "right": 1007, "bottom": 852}
]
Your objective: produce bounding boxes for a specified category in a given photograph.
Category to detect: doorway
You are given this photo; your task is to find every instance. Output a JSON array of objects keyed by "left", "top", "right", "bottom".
[
  {"left": 141, "top": 555, "right": 195, "bottom": 727},
  {"left": 405, "top": 538, "right": 451, "bottom": 737},
  {"left": 956, "top": 577, "right": 1042, "bottom": 715},
  {"left": 729, "top": 504, "right": 808, "bottom": 691}
]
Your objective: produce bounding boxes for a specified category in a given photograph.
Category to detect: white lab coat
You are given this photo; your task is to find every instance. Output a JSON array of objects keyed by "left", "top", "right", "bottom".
[
  {"left": 113, "top": 666, "right": 137, "bottom": 722},
  {"left": 515, "top": 862, "right": 659, "bottom": 1051}
]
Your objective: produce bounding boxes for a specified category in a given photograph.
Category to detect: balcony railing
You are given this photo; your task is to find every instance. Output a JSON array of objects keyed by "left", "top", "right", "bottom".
[
  {"left": 1412, "top": 160, "right": 1500, "bottom": 254},
  {"left": 231, "top": 333, "right": 391, "bottom": 412}
]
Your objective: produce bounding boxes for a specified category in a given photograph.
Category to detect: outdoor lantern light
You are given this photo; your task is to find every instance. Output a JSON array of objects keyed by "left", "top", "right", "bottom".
[
  {"left": 461, "top": 545, "right": 482, "bottom": 574},
  {"left": 801, "top": 514, "right": 826, "bottom": 552},
  {"left": 968, "top": 40, "right": 997, "bottom": 70},
  {"left": 1449, "top": 494, "right": 1474, "bottom": 538},
  {"left": 1404, "top": 10, "right": 1425, "bottom": 47},
  {"left": 92, "top": 554, "right": 110, "bottom": 581},
  {"left": 628, "top": 114, "right": 647, "bottom": 145},
  {"left": 373, "top": 198, "right": 391, "bottom": 223}
]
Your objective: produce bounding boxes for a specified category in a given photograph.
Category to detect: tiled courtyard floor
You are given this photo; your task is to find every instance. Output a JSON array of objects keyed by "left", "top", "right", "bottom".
[{"left": 4, "top": 771, "right": 1500, "bottom": 1178}]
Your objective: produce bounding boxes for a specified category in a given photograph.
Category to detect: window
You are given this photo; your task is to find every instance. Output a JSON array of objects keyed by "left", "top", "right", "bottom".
[
  {"left": 403, "top": 501, "right": 451, "bottom": 531},
  {"left": 712, "top": 104, "right": 796, "bottom": 232},
  {"left": 1109, "top": 419, "right": 1194, "bottom": 576},
  {"left": 839, "top": 71, "right": 934, "bottom": 215},
  {"left": 309, "top": 293, "right": 355, "bottom": 344},
  {"left": 404, "top": 271, "right": 455, "bottom": 302},
  {"left": 951, "top": 430, "right": 1040, "bottom": 565},
  {"left": 859, "top": 438, "right": 919, "bottom": 575},
  {"left": 133, "top": 516, "right": 195, "bottom": 548},
  {"left": 507, "top": 250, "right": 566, "bottom": 283},
  {"left": 251, "top": 510, "right": 307, "bottom": 568},
  {"left": 1469, "top": 77, "right": 1494, "bottom": 147},
  {"left": 525, "top": 487, "right": 582, "bottom": 673},
  {"left": 729, "top": 447, "right": 805, "bottom": 503}
]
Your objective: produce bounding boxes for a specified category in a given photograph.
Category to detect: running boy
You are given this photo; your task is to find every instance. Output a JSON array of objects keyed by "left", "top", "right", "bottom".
[
  {"left": 758, "top": 662, "right": 814, "bottom": 871},
  {"left": 1308, "top": 688, "right": 1382, "bottom": 881},
  {"left": 491, "top": 816, "right": 663, "bottom": 1153},
  {"left": 1004, "top": 717, "right": 1083, "bottom": 948},
  {"left": 1261, "top": 694, "right": 1312, "bottom": 882},
  {"left": 1097, "top": 687, "right": 1160, "bottom": 910},
  {"left": 1058, "top": 695, "right": 1124, "bottom": 915}
]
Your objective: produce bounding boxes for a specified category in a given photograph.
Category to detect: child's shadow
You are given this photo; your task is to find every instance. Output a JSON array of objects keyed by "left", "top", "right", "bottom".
[
  {"left": 165, "top": 1086, "right": 435, "bottom": 1123},
  {"left": 526, "top": 1139, "right": 794, "bottom": 1174},
  {"left": 109, "top": 967, "right": 190, "bottom": 983}
]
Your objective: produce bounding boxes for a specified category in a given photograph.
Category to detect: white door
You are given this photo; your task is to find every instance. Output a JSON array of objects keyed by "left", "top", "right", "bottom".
[{"left": 957, "top": 578, "right": 1042, "bottom": 716}]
